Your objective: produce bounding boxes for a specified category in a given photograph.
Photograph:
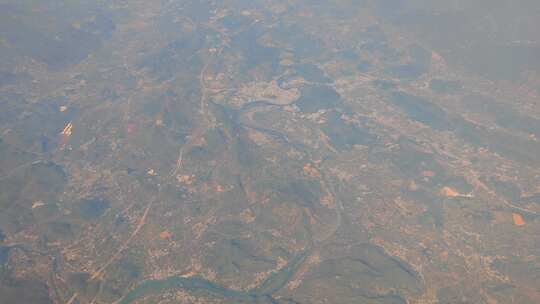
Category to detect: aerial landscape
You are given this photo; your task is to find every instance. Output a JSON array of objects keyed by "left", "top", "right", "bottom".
[{"left": 0, "top": 0, "right": 539, "bottom": 303}]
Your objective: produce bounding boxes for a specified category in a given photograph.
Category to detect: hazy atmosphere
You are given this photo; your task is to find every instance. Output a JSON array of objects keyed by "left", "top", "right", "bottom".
[{"left": 0, "top": 1, "right": 539, "bottom": 303}]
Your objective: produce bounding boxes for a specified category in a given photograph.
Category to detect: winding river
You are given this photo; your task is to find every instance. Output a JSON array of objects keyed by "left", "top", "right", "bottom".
[
  {"left": 117, "top": 99, "right": 339, "bottom": 303},
  {"left": 118, "top": 250, "right": 309, "bottom": 304}
]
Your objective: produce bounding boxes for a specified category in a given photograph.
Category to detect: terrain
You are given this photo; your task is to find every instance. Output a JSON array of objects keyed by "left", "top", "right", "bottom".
[{"left": 0, "top": 1, "right": 539, "bottom": 303}]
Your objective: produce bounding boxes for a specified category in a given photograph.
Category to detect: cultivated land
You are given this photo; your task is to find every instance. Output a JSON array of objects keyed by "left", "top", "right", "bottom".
[{"left": 0, "top": 1, "right": 539, "bottom": 303}]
